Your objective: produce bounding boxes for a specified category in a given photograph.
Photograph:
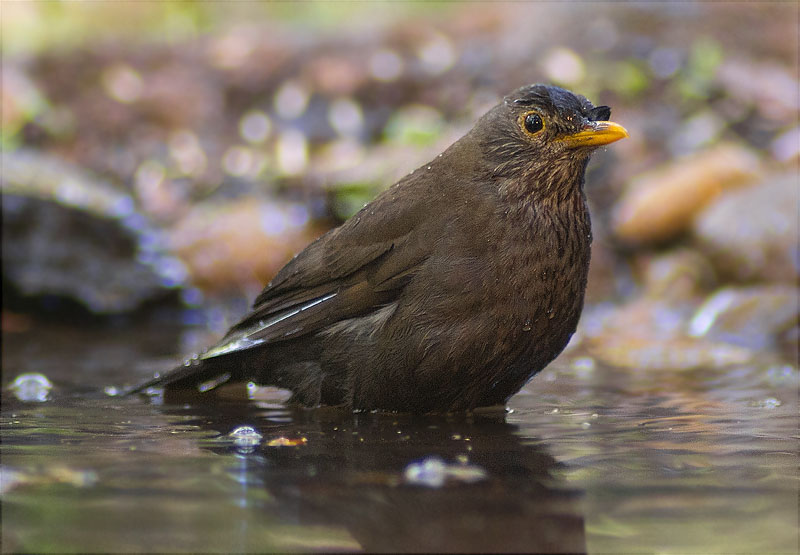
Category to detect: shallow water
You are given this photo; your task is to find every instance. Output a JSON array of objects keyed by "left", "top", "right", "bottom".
[{"left": 2, "top": 321, "right": 797, "bottom": 553}]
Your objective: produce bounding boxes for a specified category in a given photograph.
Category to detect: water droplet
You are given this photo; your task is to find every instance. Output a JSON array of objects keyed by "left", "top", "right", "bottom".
[{"left": 197, "top": 372, "right": 232, "bottom": 392}]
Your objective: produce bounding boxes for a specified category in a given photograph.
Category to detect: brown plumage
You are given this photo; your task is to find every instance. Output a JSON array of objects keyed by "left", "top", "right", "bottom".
[{"left": 129, "top": 84, "right": 627, "bottom": 412}]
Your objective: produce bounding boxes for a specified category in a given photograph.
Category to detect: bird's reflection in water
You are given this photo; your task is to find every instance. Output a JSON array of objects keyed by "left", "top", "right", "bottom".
[{"left": 160, "top": 401, "right": 586, "bottom": 553}]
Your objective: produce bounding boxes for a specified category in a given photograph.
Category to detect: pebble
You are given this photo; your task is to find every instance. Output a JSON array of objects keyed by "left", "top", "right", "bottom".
[
  {"left": 693, "top": 173, "right": 798, "bottom": 283},
  {"left": 612, "top": 143, "right": 760, "bottom": 244}
]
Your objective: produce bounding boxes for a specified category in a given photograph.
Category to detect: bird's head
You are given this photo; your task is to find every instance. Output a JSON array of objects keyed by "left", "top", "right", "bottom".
[{"left": 474, "top": 84, "right": 628, "bottom": 198}]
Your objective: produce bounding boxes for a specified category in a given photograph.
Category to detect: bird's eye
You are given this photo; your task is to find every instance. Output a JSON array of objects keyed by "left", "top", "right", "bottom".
[{"left": 522, "top": 112, "right": 545, "bottom": 135}]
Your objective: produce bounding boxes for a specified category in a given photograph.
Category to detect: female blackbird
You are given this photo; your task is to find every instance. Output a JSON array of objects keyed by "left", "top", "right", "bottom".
[{"left": 130, "top": 84, "right": 627, "bottom": 412}]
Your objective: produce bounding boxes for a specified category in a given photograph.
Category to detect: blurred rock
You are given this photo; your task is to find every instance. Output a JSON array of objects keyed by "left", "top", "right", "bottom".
[
  {"left": 637, "top": 248, "right": 717, "bottom": 301},
  {"left": 1, "top": 63, "right": 48, "bottom": 138},
  {"left": 582, "top": 299, "right": 752, "bottom": 371},
  {"left": 168, "top": 198, "right": 323, "bottom": 296},
  {"left": 693, "top": 173, "right": 798, "bottom": 283},
  {"left": 588, "top": 335, "right": 752, "bottom": 371},
  {"left": 2, "top": 150, "right": 187, "bottom": 313},
  {"left": 716, "top": 59, "right": 799, "bottom": 122},
  {"left": 688, "top": 285, "right": 797, "bottom": 352},
  {"left": 612, "top": 143, "right": 761, "bottom": 244}
]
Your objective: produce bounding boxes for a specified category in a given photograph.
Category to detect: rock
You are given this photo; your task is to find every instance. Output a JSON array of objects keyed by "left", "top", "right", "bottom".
[
  {"left": 2, "top": 150, "right": 187, "bottom": 313},
  {"left": 693, "top": 173, "right": 798, "bottom": 283},
  {"left": 688, "top": 285, "right": 797, "bottom": 351},
  {"left": 167, "top": 198, "right": 323, "bottom": 296},
  {"left": 612, "top": 143, "right": 761, "bottom": 244},
  {"left": 582, "top": 299, "right": 753, "bottom": 371},
  {"left": 637, "top": 248, "right": 717, "bottom": 301},
  {"left": 588, "top": 335, "right": 752, "bottom": 371}
]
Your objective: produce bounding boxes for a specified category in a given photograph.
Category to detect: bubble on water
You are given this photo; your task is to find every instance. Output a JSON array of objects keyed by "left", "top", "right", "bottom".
[
  {"left": 403, "top": 456, "right": 486, "bottom": 488},
  {"left": 230, "top": 426, "right": 263, "bottom": 453},
  {"left": 9, "top": 373, "right": 53, "bottom": 402},
  {"left": 404, "top": 457, "right": 447, "bottom": 488},
  {"left": 103, "top": 385, "right": 120, "bottom": 397}
]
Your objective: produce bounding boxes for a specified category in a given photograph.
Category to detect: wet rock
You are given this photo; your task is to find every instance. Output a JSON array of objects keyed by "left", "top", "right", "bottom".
[
  {"left": 0, "top": 465, "right": 97, "bottom": 495},
  {"left": 692, "top": 173, "right": 798, "bottom": 283},
  {"left": 688, "top": 285, "right": 797, "bottom": 352},
  {"left": 168, "top": 198, "right": 323, "bottom": 296},
  {"left": 582, "top": 299, "right": 753, "bottom": 371},
  {"left": 2, "top": 150, "right": 187, "bottom": 313},
  {"left": 612, "top": 143, "right": 760, "bottom": 244}
]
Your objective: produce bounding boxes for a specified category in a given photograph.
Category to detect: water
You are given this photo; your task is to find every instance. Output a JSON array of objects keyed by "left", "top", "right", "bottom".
[{"left": 2, "top": 321, "right": 797, "bottom": 553}]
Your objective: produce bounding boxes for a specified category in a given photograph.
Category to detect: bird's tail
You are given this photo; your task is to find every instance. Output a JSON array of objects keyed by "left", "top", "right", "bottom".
[{"left": 125, "top": 354, "right": 244, "bottom": 398}]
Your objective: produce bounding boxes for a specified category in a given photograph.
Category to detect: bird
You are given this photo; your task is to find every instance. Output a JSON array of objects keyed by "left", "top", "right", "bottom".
[{"left": 128, "top": 84, "right": 627, "bottom": 413}]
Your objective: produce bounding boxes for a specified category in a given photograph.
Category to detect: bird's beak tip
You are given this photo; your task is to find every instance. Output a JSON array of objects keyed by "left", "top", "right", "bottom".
[{"left": 559, "top": 121, "right": 629, "bottom": 148}]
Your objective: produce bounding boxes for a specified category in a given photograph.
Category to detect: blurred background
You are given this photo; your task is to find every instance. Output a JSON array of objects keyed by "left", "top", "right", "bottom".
[
  {"left": 2, "top": 1, "right": 796, "bottom": 369},
  {"left": 2, "top": 3, "right": 798, "bottom": 553}
]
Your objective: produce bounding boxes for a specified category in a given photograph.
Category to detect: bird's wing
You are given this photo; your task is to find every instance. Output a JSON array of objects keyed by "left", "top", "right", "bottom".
[{"left": 201, "top": 179, "right": 435, "bottom": 360}]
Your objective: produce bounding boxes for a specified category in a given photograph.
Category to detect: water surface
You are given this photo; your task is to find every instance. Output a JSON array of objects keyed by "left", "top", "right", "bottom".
[{"left": 2, "top": 321, "right": 797, "bottom": 553}]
